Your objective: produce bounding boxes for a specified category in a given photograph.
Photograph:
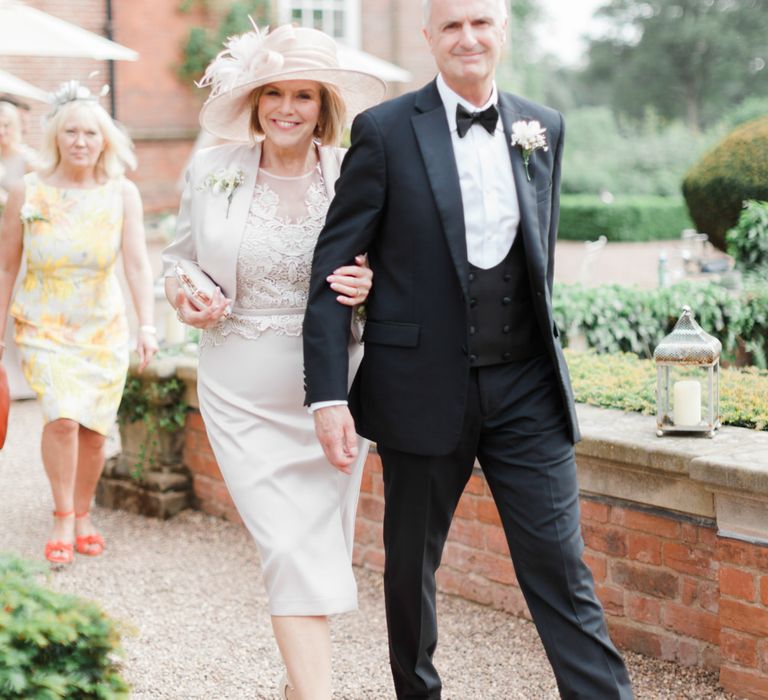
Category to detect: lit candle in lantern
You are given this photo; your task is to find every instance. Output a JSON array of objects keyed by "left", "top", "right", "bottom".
[{"left": 673, "top": 380, "right": 701, "bottom": 426}]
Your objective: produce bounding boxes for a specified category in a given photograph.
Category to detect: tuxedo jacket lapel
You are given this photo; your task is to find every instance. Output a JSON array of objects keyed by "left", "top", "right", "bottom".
[
  {"left": 499, "top": 92, "right": 545, "bottom": 280},
  {"left": 412, "top": 81, "right": 470, "bottom": 297}
]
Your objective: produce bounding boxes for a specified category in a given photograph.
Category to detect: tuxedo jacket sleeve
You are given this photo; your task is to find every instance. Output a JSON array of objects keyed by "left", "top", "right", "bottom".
[{"left": 302, "top": 111, "right": 387, "bottom": 404}]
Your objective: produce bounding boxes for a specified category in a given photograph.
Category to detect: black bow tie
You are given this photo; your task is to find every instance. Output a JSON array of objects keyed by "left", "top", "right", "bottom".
[{"left": 455, "top": 103, "right": 499, "bottom": 138}]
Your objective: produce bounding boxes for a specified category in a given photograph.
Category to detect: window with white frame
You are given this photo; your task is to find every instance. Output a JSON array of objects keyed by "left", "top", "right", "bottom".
[{"left": 277, "top": 0, "right": 361, "bottom": 48}]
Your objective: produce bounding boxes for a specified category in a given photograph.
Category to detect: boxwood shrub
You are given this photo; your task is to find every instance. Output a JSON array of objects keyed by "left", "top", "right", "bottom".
[
  {"left": 682, "top": 116, "right": 768, "bottom": 251},
  {"left": 565, "top": 349, "right": 768, "bottom": 431},
  {"left": 558, "top": 195, "right": 692, "bottom": 242},
  {"left": 0, "top": 554, "right": 129, "bottom": 699}
]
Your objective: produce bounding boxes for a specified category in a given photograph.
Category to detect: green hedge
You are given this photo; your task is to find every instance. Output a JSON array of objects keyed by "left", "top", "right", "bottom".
[
  {"left": 0, "top": 554, "right": 129, "bottom": 699},
  {"left": 566, "top": 349, "right": 768, "bottom": 431},
  {"left": 553, "top": 280, "right": 768, "bottom": 368},
  {"left": 558, "top": 195, "right": 693, "bottom": 242}
]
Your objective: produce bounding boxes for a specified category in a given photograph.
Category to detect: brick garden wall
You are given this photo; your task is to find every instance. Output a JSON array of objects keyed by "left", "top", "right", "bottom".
[{"left": 178, "top": 401, "right": 768, "bottom": 700}]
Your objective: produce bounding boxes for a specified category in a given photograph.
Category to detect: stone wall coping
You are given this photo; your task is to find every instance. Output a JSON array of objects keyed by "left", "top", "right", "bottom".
[{"left": 575, "top": 404, "right": 768, "bottom": 496}]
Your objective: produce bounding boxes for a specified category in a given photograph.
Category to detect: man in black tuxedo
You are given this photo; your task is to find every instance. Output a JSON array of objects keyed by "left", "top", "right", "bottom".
[{"left": 304, "top": 0, "right": 633, "bottom": 697}]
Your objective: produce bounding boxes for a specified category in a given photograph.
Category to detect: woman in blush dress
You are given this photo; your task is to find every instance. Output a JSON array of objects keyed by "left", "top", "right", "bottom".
[
  {"left": 0, "top": 82, "right": 158, "bottom": 565},
  {"left": 162, "top": 25, "right": 385, "bottom": 700}
]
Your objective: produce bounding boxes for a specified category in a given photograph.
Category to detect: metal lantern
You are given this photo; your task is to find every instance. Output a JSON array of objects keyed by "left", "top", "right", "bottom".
[{"left": 654, "top": 306, "right": 721, "bottom": 438}]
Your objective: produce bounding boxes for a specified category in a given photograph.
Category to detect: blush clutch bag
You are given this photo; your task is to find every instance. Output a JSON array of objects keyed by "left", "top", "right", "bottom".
[{"left": 174, "top": 260, "right": 220, "bottom": 310}]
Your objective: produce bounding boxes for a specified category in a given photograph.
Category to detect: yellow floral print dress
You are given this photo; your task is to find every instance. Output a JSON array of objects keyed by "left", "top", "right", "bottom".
[{"left": 11, "top": 172, "right": 129, "bottom": 435}]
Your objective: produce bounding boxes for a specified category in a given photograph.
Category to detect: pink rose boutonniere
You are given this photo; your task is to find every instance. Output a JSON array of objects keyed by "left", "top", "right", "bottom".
[{"left": 510, "top": 120, "right": 548, "bottom": 182}]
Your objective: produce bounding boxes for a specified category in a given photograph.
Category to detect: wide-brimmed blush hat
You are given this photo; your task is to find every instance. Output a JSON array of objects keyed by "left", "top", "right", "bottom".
[{"left": 198, "top": 24, "right": 387, "bottom": 141}]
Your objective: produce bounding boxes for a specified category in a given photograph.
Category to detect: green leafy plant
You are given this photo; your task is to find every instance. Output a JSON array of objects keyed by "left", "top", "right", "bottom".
[
  {"left": 117, "top": 375, "right": 188, "bottom": 481},
  {"left": 0, "top": 554, "right": 129, "bottom": 699},
  {"left": 726, "top": 200, "right": 768, "bottom": 275},
  {"left": 565, "top": 349, "right": 768, "bottom": 431},
  {"left": 553, "top": 279, "right": 768, "bottom": 369}
]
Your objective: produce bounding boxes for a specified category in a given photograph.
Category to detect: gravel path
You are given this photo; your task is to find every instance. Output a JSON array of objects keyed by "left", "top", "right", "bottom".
[{"left": 0, "top": 400, "right": 741, "bottom": 699}]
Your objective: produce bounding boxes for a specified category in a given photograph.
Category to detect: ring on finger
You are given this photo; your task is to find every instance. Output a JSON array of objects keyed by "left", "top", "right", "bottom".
[{"left": 176, "top": 308, "right": 184, "bottom": 323}]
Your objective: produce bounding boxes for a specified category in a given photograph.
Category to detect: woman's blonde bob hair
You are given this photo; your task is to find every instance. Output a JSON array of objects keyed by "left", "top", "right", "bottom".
[
  {"left": 0, "top": 101, "right": 23, "bottom": 146},
  {"left": 38, "top": 99, "right": 137, "bottom": 180},
  {"left": 248, "top": 82, "right": 346, "bottom": 147}
]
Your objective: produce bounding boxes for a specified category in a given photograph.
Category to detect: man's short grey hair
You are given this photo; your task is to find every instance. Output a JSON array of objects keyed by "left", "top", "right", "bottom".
[{"left": 422, "top": 0, "right": 509, "bottom": 28}]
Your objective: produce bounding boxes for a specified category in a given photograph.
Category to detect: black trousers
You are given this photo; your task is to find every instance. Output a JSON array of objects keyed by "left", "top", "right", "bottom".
[{"left": 377, "top": 355, "right": 633, "bottom": 700}]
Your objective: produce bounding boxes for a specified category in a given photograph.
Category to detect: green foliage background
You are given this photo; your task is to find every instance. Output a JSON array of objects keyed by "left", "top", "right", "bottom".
[
  {"left": 177, "top": 0, "right": 272, "bottom": 86},
  {"left": 574, "top": 0, "right": 768, "bottom": 131}
]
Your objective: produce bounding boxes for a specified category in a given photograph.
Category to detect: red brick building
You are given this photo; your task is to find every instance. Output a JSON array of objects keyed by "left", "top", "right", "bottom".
[{"left": 0, "top": 0, "right": 433, "bottom": 212}]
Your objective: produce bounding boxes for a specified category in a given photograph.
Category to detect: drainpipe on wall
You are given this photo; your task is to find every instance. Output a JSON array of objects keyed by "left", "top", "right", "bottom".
[{"left": 104, "top": 0, "right": 117, "bottom": 117}]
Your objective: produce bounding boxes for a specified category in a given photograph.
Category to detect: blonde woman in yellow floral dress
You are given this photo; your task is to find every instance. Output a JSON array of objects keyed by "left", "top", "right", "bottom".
[{"left": 0, "top": 82, "right": 158, "bottom": 565}]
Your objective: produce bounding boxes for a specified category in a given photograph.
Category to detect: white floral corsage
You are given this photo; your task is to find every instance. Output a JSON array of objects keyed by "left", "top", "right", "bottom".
[
  {"left": 510, "top": 120, "right": 548, "bottom": 181},
  {"left": 199, "top": 167, "right": 246, "bottom": 217},
  {"left": 19, "top": 203, "right": 48, "bottom": 224}
]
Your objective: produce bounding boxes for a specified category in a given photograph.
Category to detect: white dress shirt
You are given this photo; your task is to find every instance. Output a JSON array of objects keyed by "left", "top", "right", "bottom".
[{"left": 436, "top": 73, "right": 520, "bottom": 269}]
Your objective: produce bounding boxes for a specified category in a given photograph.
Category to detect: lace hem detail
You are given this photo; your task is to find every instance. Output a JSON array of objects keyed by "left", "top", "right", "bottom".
[{"left": 200, "top": 313, "right": 304, "bottom": 347}]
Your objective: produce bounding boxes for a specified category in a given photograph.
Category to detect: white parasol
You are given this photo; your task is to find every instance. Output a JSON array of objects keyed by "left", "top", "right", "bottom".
[
  {"left": 0, "top": 0, "right": 138, "bottom": 61},
  {"left": 0, "top": 69, "right": 49, "bottom": 102}
]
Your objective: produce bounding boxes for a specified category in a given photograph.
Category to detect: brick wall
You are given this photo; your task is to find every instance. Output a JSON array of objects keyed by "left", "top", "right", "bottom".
[
  {"left": 358, "top": 0, "right": 436, "bottom": 96},
  {"left": 180, "top": 405, "right": 768, "bottom": 700}
]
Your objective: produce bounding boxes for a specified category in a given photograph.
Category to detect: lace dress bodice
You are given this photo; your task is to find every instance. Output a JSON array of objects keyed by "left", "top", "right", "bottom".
[{"left": 202, "top": 165, "right": 329, "bottom": 346}]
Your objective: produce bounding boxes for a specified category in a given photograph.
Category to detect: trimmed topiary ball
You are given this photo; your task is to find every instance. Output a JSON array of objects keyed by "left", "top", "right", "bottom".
[{"left": 682, "top": 116, "right": 768, "bottom": 251}]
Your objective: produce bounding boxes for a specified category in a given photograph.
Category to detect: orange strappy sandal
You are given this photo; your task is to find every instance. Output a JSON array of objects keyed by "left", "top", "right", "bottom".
[
  {"left": 75, "top": 511, "right": 105, "bottom": 556},
  {"left": 45, "top": 511, "right": 75, "bottom": 565}
]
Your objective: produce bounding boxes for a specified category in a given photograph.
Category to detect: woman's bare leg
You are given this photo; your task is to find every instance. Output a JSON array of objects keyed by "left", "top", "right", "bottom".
[
  {"left": 41, "top": 418, "right": 79, "bottom": 554},
  {"left": 272, "top": 615, "right": 332, "bottom": 700},
  {"left": 74, "top": 425, "right": 107, "bottom": 550}
]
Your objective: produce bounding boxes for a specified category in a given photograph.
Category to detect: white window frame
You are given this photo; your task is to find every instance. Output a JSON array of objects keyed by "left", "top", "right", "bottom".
[{"left": 277, "top": 0, "right": 361, "bottom": 48}]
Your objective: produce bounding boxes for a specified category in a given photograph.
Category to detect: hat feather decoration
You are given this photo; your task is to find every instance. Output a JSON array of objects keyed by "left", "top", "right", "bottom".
[{"left": 197, "top": 24, "right": 286, "bottom": 97}]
